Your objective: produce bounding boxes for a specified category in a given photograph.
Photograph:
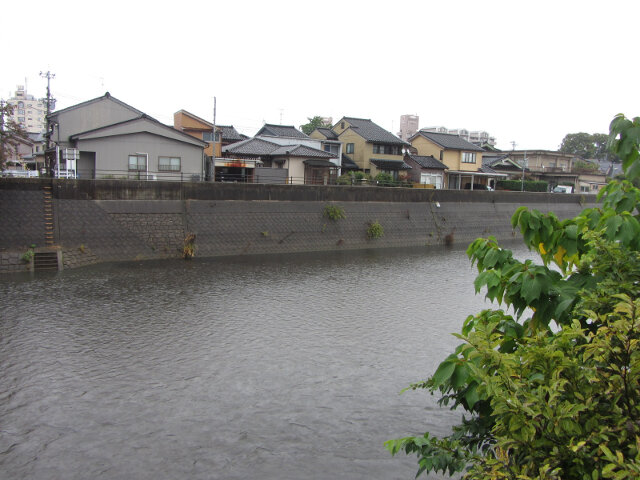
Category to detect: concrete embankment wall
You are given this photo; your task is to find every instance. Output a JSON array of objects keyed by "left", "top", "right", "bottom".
[{"left": 0, "top": 179, "right": 596, "bottom": 273}]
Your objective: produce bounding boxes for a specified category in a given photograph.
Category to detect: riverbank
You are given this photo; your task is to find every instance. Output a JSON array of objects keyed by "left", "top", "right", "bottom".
[{"left": 0, "top": 178, "right": 596, "bottom": 274}]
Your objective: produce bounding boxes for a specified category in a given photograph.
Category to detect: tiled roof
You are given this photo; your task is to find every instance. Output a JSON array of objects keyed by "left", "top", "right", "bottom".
[
  {"left": 256, "top": 124, "right": 310, "bottom": 139},
  {"left": 222, "top": 137, "right": 280, "bottom": 156},
  {"left": 340, "top": 117, "right": 407, "bottom": 145},
  {"left": 271, "top": 144, "right": 335, "bottom": 158},
  {"left": 315, "top": 128, "right": 339, "bottom": 140},
  {"left": 218, "top": 125, "right": 244, "bottom": 142},
  {"left": 406, "top": 154, "right": 447, "bottom": 170},
  {"left": 412, "top": 131, "right": 484, "bottom": 152},
  {"left": 342, "top": 154, "right": 359, "bottom": 169},
  {"left": 223, "top": 138, "right": 335, "bottom": 159},
  {"left": 303, "top": 159, "right": 339, "bottom": 168},
  {"left": 370, "top": 158, "right": 412, "bottom": 170}
]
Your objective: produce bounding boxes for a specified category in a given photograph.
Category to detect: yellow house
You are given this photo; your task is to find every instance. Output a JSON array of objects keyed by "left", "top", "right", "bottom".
[
  {"left": 410, "top": 131, "right": 486, "bottom": 189},
  {"left": 330, "top": 117, "right": 410, "bottom": 177}
]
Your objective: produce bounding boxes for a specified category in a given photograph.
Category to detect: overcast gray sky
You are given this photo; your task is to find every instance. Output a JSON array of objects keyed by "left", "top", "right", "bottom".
[{"left": 3, "top": 0, "right": 639, "bottom": 151}]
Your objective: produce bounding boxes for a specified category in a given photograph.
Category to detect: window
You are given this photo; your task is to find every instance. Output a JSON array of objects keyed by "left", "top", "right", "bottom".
[
  {"left": 18, "top": 109, "right": 25, "bottom": 115},
  {"left": 373, "top": 144, "right": 401, "bottom": 155},
  {"left": 18, "top": 101, "right": 24, "bottom": 108},
  {"left": 346, "top": 143, "right": 354, "bottom": 154},
  {"left": 421, "top": 173, "right": 443, "bottom": 189},
  {"left": 462, "top": 152, "right": 476, "bottom": 163},
  {"left": 158, "top": 156, "right": 181, "bottom": 171},
  {"left": 202, "top": 132, "right": 220, "bottom": 142},
  {"left": 128, "top": 154, "right": 147, "bottom": 171}
]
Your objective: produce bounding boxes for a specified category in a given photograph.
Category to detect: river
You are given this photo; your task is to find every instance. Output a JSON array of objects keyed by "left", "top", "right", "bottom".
[{"left": 0, "top": 245, "right": 521, "bottom": 479}]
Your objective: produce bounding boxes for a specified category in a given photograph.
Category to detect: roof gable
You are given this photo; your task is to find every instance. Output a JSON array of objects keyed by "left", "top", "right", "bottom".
[
  {"left": 313, "top": 127, "right": 339, "bottom": 140},
  {"left": 50, "top": 92, "right": 146, "bottom": 120},
  {"left": 222, "top": 137, "right": 281, "bottom": 156},
  {"left": 335, "top": 117, "right": 407, "bottom": 145},
  {"left": 70, "top": 115, "right": 206, "bottom": 147},
  {"left": 255, "top": 124, "right": 310, "bottom": 139},
  {"left": 271, "top": 144, "right": 335, "bottom": 158},
  {"left": 412, "top": 131, "right": 484, "bottom": 152}
]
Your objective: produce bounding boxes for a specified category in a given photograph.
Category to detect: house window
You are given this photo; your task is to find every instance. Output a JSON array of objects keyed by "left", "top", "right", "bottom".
[
  {"left": 421, "top": 173, "right": 443, "bottom": 189},
  {"left": 462, "top": 152, "right": 476, "bottom": 163},
  {"left": 128, "top": 154, "right": 147, "bottom": 171},
  {"left": 346, "top": 143, "right": 354, "bottom": 154},
  {"left": 158, "top": 156, "right": 181, "bottom": 171},
  {"left": 373, "top": 144, "right": 401, "bottom": 155}
]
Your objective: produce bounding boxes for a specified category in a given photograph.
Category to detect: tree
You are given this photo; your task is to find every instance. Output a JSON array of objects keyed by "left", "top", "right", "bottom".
[
  {"left": 387, "top": 114, "right": 640, "bottom": 478},
  {"left": 0, "top": 102, "right": 29, "bottom": 170},
  {"left": 559, "top": 131, "right": 614, "bottom": 160},
  {"left": 299, "top": 116, "right": 332, "bottom": 135}
]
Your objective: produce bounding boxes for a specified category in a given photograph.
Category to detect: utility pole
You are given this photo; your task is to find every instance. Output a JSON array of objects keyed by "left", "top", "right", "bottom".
[{"left": 40, "top": 70, "right": 55, "bottom": 176}]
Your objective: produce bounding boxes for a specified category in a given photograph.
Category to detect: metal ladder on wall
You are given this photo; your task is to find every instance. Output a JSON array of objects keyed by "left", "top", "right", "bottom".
[{"left": 34, "top": 184, "right": 60, "bottom": 271}]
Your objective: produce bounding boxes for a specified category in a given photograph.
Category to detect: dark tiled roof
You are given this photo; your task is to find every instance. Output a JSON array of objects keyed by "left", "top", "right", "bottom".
[
  {"left": 479, "top": 165, "right": 498, "bottom": 174},
  {"left": 271, "top": 144, "right": 335, "bottom": 158},
  {"left": 303, "top": 159, "right": 339, "bottom": 168},
  {"left": 256, "top": 124, "right": 310, "bottom": 139},
  {"left": 315, "top": 128, "right": 339, "bottom": 140},
  {"left": 222, "top": 137, "right": 280, "bottom": 156},
  {"left": 412, "top": 131, "right": 484, "bottom": 152},
  {"left": 340, "top": 117, "right": 407, "bottom": 145},
  {"left": 342, "top": 154, "right": 359, "bottom": 169},
  {"left": 218, "top": 125, "right": 244, "bottom": 142},
  {"left": 370, "top": 158, "right": 412, "bottom": 170},
  {"left": 406, "top": 154, "right": 447, "bottom": 170}
]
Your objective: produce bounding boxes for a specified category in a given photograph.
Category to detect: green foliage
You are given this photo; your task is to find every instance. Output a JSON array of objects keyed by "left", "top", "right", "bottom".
[
  {"left": 374, "top": 172, "right": 396, "bottom": 187},
  {"left": 323, "top": 204, "right": 346, "bottom": 221},
  {"left": 496, "top": 179, "right": 549, "bottom": 192},
  {"left": 389, "top": 114, "right": 640, "bottom": 478},
  {"left": 299, "top": 116, "right": 332, "bottom": 135},
  {"left": 367, "top": 220, "right": 384, "bottom": 239},
  {"left": 21, "top": 248, "right": 34, "bottom": 263},
  {"left": 560, "top": 131, "right": 612, "bottom": 160},
  {"left": 336, "top": 174, "right": 353, "bottom": 185}
]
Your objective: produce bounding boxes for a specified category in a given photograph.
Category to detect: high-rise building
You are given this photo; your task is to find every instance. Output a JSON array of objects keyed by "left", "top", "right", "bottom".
[
  {"left": 4, "top": 85, "right": 54, "bottom": 134},
  {"left": 398, "top": 114, "right": 419, "bottom": 141},
  {"left": 420, "top": 126, "right": 496, "bottom": 147}
]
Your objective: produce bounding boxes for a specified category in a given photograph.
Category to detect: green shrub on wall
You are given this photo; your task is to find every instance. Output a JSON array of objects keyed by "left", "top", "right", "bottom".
[
  {"left": 323, "top": 204, "right": 346, "bottom": 221},
  {"left": 496, "top": 179, "right": 548, "bottom": 192},
  {"left": 367, "top": 220, "right": 384, "bottom": 239}
]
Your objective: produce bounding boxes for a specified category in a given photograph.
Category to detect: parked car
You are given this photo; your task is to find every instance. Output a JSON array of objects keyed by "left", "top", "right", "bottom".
[{"left": 553, "top": 185, "right": 574, "bottom": 194}]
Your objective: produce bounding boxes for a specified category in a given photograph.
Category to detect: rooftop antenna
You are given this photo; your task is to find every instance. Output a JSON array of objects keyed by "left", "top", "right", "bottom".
[
  {"left": 279, "top": 108, "right": 283, "bottom": 124},
  {"left": 511, "top": 141, "right": 517, "bottom": 150}
]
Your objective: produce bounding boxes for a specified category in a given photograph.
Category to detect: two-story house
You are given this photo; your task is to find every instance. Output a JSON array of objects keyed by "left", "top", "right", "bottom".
[
  {"left": 409, "top": 131, "right": 489, "bottom": 189},
  {"left": 331, "top": 117, "right": 410, "bottom": 178}
]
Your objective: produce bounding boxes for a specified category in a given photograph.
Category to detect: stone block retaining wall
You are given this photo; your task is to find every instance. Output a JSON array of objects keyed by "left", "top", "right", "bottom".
[{"left": 0, "top": 179, "right": 595, "bottom": 273}]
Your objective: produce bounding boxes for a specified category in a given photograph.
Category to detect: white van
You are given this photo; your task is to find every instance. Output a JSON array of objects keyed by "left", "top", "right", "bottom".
[{"left": 552, "top": 185, "right": 574, "bottom": 194}]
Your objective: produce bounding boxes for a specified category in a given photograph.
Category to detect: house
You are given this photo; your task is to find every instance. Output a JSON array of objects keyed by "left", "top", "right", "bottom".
[
  {"left": 331, "top": 117, "right": 410, "bottom": 178},
  {"left": 403, "top": 153, "right": 448, "bottom": 188},
  {"left": 222, "top": 135, "right": 338, "bottom": 184},
  {"left": 1, "top": 134, "right": 37, "bottom": 176},
  {"left": 174, "top": 109, "right": 246, "bottom": 157},
  {"left": 308, "top": 127, "right": 344, "bottom": 171},
  {"left": 48, "top": 93, "right": 206, "bottom": 180},
  {"left": 409, "top": 130, "right": 488, "bottom": 189}
]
